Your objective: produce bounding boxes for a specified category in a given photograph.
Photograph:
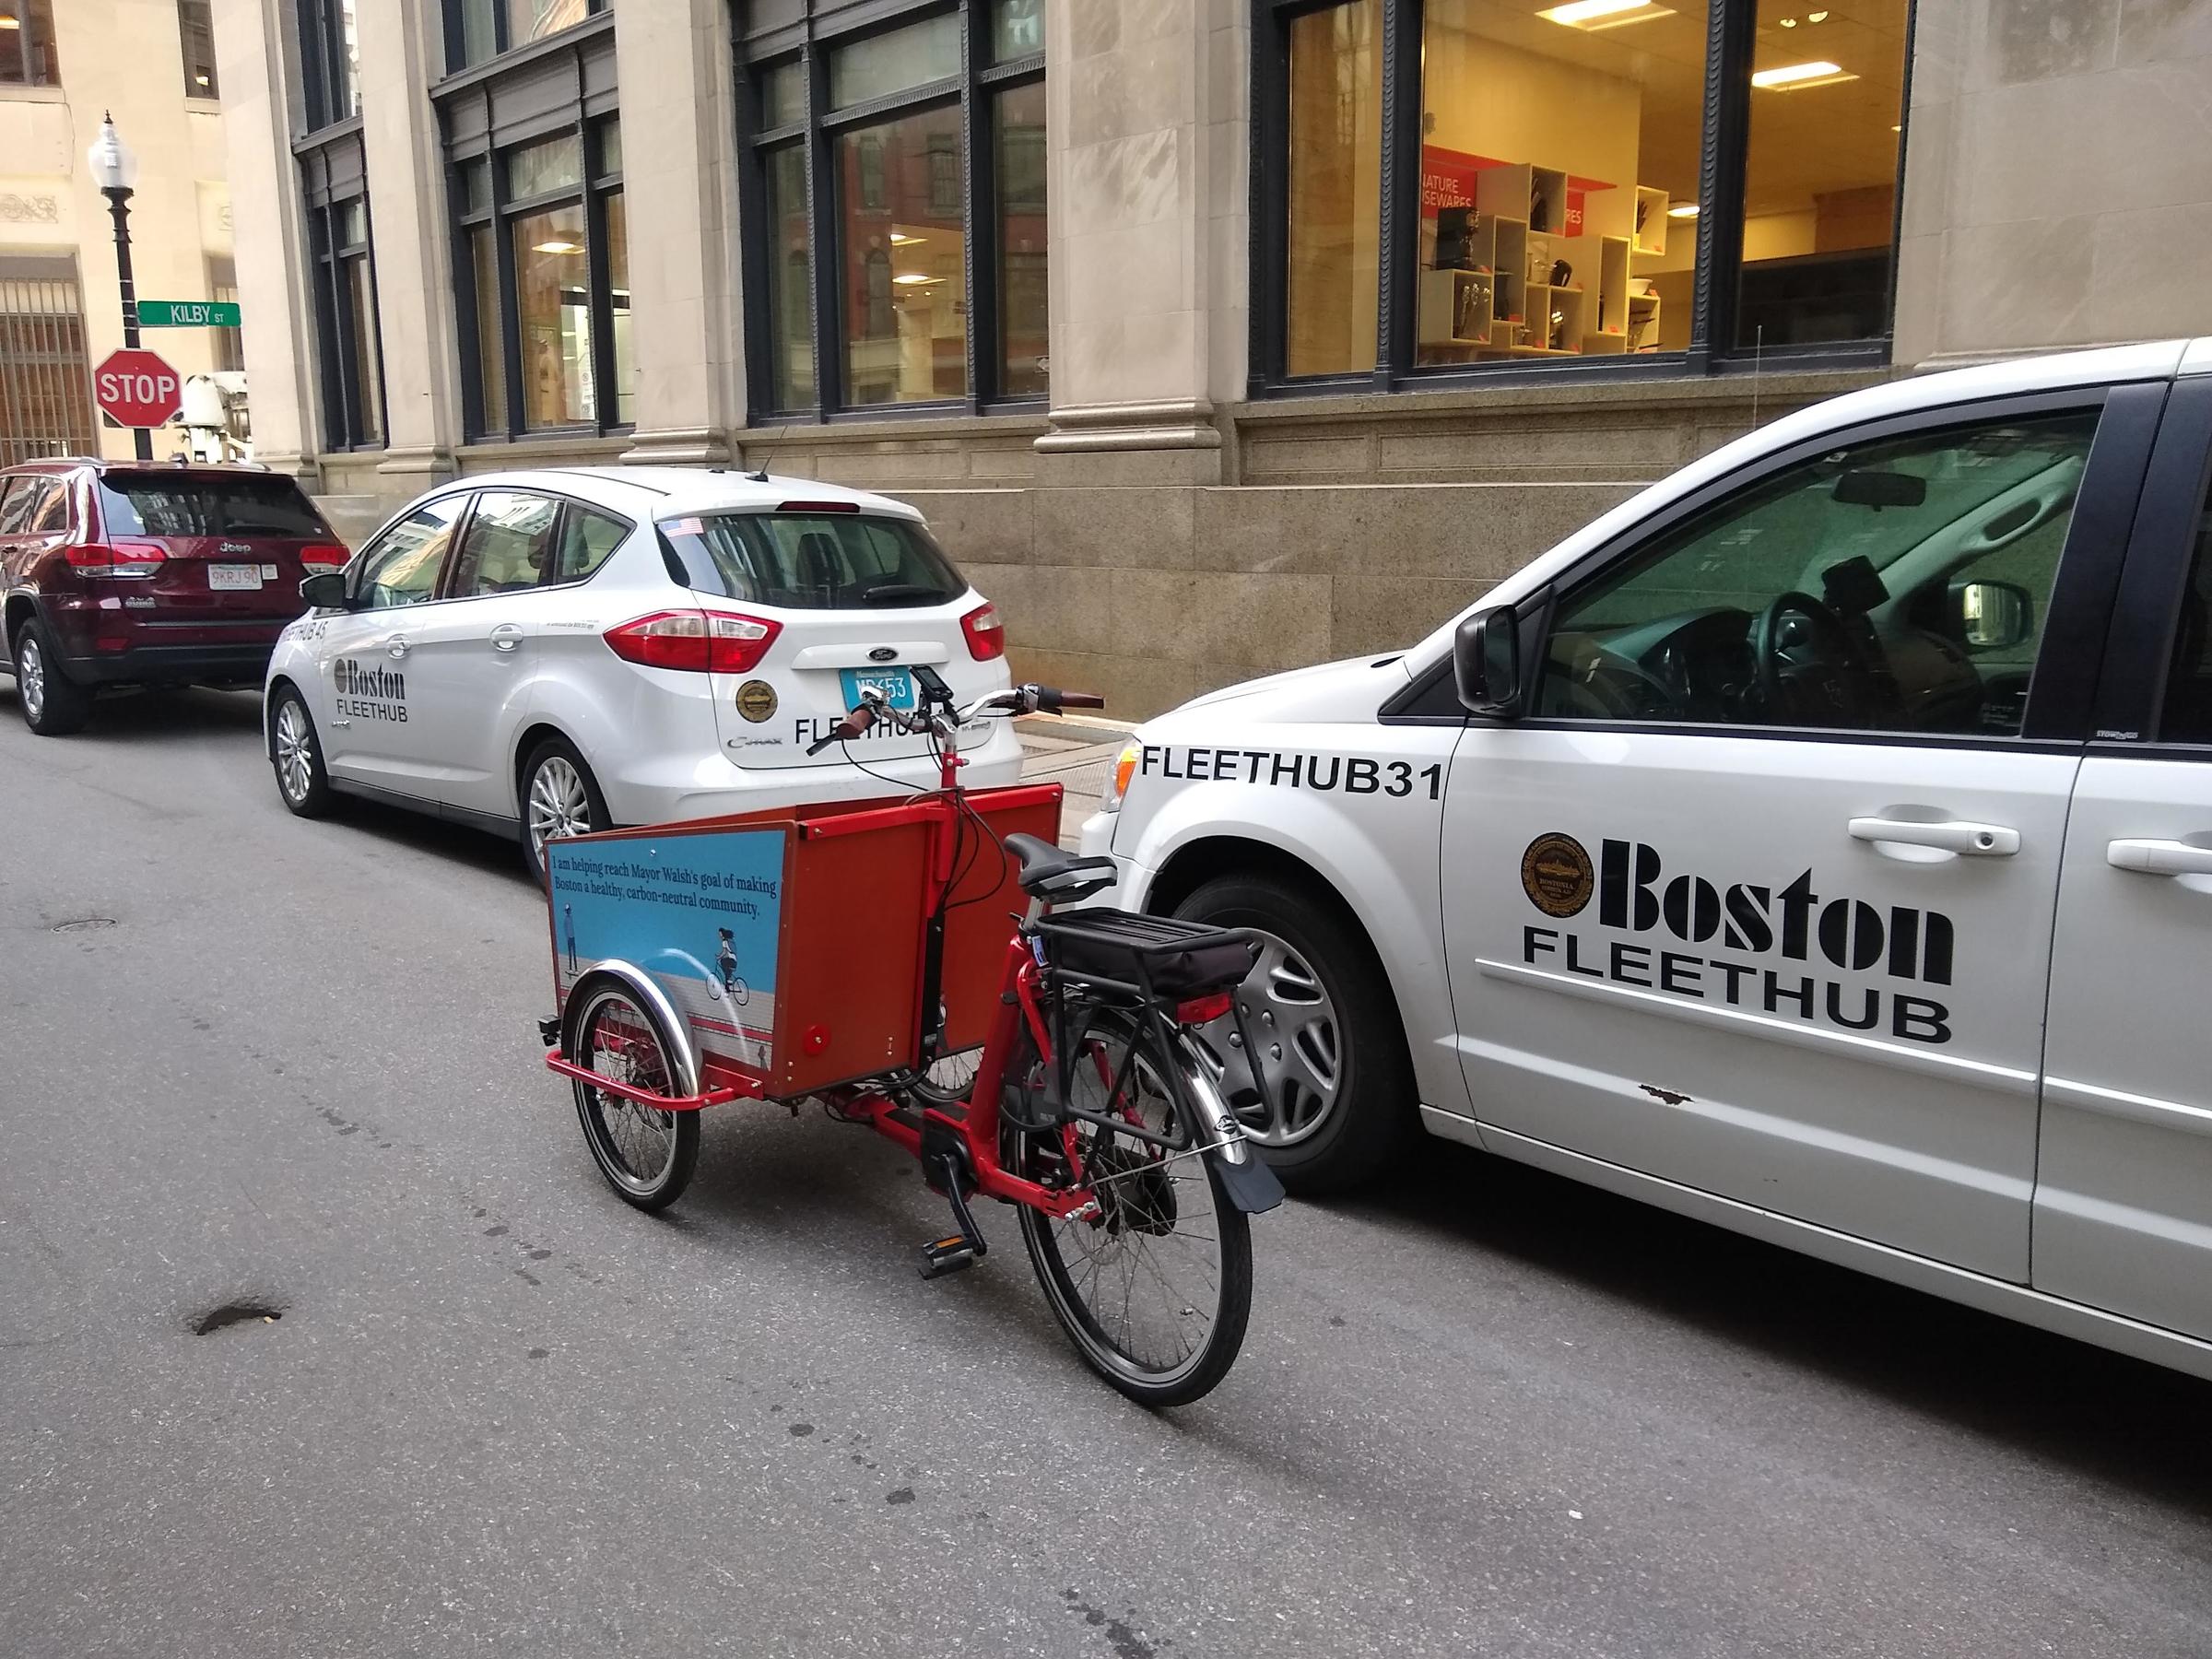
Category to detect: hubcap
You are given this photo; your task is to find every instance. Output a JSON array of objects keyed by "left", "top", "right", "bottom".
[
  {"left": 528, "top": 756, "right": 594, "bottom": 863},
  {"left": 275, "top": 700, "right": 314, "bottom": 802},
  {"left": 19, "top": 636, "right": 45, "bottom": 721},
  {"left": 1191, "top": 932, "right": 1341, "bottom": 1147}
]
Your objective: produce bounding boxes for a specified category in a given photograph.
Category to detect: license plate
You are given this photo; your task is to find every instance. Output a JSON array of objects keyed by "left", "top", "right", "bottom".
[
  {"left": 838, "top": 666, "right": 916, "bottom": 711},
  {"left": 208, "top": 564, "right": 265, "bottom": 591}
]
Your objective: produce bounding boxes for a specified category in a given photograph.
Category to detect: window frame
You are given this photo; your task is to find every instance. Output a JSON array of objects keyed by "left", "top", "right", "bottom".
[
  {"left": 349, "top": 492, "right": 477, "bottom": 610},
  {"left": 441, "top": 0, "right": 610, "bottom": 76},
  {"left": 1247, "top": 0, "right": 1913, "bottom": 402},
  {"left": 735, "top": 0, "right": 1048, "bottom": 423},
  {"left": 296, "top": 0, "right": 359, "bottom": 132},
  {"left": 433, "top": 486, "right": 635, "bottom": 598},
  {"left": 304, "top": 189, "right": 387, "bottom": 453},
  {"left": 179, "top": 0, "right": 219, "bottom": 98},
  {"left": 0, "top": 0, "right": 62, "bottom": 88}
]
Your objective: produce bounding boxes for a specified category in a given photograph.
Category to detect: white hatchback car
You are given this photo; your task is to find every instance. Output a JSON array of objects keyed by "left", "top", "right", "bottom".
[{"left": 263, "top": 467, "right": 1019, "bottom": 872}]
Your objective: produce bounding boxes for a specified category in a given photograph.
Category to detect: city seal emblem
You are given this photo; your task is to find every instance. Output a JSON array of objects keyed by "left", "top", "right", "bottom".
[
  {"left": 735, "top": 679, "right": 779, "bottom": 723},
  {"left": 1520, "top": 831, "right": 1594, "bottom": 919}
]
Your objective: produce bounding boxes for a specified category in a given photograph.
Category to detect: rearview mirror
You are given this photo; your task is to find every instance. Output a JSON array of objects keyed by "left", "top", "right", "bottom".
[
  {"left": 1453, "top": 604, "right": 1523, "bottom": 717},
  {"left": 299, "top": 571, "right": 349, "bottom": 610},
  {"left": 1950, "top": 578, "right": 2033, "bottom": 651},
  {"left": 1833, "top": 468, "right": 1928, "bottom": 510}
]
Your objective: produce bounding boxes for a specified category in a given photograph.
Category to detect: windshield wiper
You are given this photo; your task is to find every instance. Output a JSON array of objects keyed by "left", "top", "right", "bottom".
[{"left": 859, "top": 582, "right": 947, "bottom": 606}]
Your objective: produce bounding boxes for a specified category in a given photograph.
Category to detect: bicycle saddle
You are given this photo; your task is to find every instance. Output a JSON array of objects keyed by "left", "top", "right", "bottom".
[{"left": 1003, "top": 832, "right": 1118, "bottom": 902}]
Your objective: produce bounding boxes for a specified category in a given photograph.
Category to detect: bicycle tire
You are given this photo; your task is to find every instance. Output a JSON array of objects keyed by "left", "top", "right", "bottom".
[
  {"left": 570, "top": 982, "right": 700, "bottom": 1212},
  {"left": 1011, "top": 1006, "right": 1253, "bottom": 1408}
]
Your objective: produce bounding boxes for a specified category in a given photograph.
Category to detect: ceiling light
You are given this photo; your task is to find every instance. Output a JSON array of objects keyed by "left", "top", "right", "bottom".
[
  {"left": 1751, "top": 59, "right": 1856, "bottom": 88},
  {"left": 891, "top": 273, "right": 939, "bottom": 286},
  {"left": 1780, "top": 16, "right": 1797, "bottom": 25},
  {"left": 533, "top": 240, "right": 583, "bottom": 254},
  {"left": 888, "top": 232, "right": 925, "bottom": 245},
  {"left": 1807, "top": 9, "right": 1829, "bottom": 18},
  {"left": 1667, "top": 203, "right": 1700, "bottom": 218},
  {"left": 194, "top": 74, "right": 210, "bottom": 85},
  {"left": 1537, "top": 0, "right": 1674, "bottom": 29},
  {"left": 0, "top": 16, "right": 19, "bottom": 26}
]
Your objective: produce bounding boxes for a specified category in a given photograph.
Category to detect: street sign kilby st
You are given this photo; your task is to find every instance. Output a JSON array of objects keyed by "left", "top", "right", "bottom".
[
  {"left": 92, "top": 348, "right": 184, "bottom": 429},
  {"left": 136, "top": 299, "right": 242, "bottom": 328}
]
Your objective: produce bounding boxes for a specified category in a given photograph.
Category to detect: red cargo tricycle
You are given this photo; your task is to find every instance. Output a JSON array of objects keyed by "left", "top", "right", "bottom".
[{"left": 537, "top": 671, "right": 1281, "bottom": 1406}]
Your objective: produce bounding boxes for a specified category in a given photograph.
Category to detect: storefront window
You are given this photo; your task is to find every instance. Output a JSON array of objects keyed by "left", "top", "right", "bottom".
[
  {"left": 1286, "top": 0, "right": 1381, "bottom": 378},
  {"left": 303, "top": 171, "right": 385, "bottom": 451},
  {"left": 347, "top": 258, "right": 385, "bottom": 444},
  {"left": 514, "top": 205, "right": 594, "bottom": 427},
  {"left": 764, "top": 145, "right": 815, "bottom": 411},
  {"left": 470, "top": 223, "right": 506, "bottom": 424},
  {"left": 841, "top": 106, "right": 969, "bottom": 406},
  {"left": 995, "top": 79, "right": 1049, "bottom": 397},
  {"left": 746, "top": 1, "right": 1045, "bottom": 416},
  {"left": 605, "top": 190, "right": 633, "bottom": 427},
  {"left": 1735, "top": 0, "right": 1908, "bottom": 348}
]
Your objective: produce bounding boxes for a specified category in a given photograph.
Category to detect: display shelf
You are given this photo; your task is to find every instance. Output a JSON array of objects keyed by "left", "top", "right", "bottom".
[{"left": 1634, "top": 187, "right": 1669, "bottom": 257}]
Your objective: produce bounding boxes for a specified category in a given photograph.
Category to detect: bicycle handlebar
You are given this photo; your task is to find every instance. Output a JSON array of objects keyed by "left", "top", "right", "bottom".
[{"left": 804, "top": 682, "right": 1102, "bottom": 755}]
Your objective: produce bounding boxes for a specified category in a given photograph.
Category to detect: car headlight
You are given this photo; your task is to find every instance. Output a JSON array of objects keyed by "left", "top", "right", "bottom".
[{"left": 1100, "top": 743, "right": 1140, "bottom": 812}]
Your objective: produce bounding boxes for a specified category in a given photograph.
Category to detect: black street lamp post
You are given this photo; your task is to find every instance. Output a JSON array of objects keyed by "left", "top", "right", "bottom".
[{"left": 88, "top": 112, "right": 154, "bottom": 462}]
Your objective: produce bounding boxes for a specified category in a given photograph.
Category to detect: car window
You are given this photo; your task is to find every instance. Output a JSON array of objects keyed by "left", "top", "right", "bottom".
[
  {"left": 355, "top": 497, "right": 466, "bottom": 610},
  {"left": 96, "top": 473, "right": 325, "bottom": 536},
  {"left": 658, "top": 512, "right": 964, "bottom": 609},
  {"left": 0, "top": 478, "right": 38, "bottom": 535},
  {"left": 446, "top": 490, "right": 560, "bottom": 598},
  {"left": 549, "top": 503, "right": 628, "bottom": 583},
  {"left": 1534, "top": 410, "right": 2101, "bottom": 739},
  {"left": 2158, "top": 476, "right": 2212, "bottom": 746},
  {"left": 29, "top": 479, "right": 70, "bottom": 535}
]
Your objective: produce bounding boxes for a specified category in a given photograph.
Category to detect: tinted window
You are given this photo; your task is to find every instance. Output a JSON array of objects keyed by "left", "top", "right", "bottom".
[
  {"left": 29, "top": 480, "right": 70, "bottom": 534},
  {"left": 1535, "top": 411, "right": 2100, "bottom": 739},
  {"left": 658, "top": 512, "right": 964, "bottom": 609},
  {"left": 0, "top": 477, "right": 41, "bottom": 535},
  {"left": 551, "top": 503, "right": 628, "bottom": 583},
  {"left": 2159, "top": 479, "right": 2212, "bottom": 746},
  {"left": 356, "top": 497, "right": 465, "bottom": 609},
  {"left": 448, "top": 490, "right": 559, "bottom": 598},
  {"left": 98, "top": 473, "right": 325, "bottom": 537}
]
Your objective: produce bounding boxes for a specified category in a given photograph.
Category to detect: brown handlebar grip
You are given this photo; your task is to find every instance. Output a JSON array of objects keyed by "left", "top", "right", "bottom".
[
  {"left": 837, "top": 703, "right": 879, "bottom": 739},
  {"left": 1053, "top": 690, "right": 1107, "bottom": 710}
]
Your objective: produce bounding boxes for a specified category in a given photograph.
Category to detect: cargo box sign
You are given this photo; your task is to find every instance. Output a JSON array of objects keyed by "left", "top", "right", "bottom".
[{"left": 547, "top": 830, "right": 785, "bottom": 1074}]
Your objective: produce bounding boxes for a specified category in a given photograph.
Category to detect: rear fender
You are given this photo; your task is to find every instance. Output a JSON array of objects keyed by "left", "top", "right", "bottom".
[{"left": 560, "top": 962, "right": 703, "bottom": 1100}]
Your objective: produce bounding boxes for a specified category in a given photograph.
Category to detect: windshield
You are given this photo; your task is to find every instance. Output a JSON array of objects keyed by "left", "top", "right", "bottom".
[
  {"left": 657, "top": 512, "right": 965, "bottom": 609},
  {"left": 98, "top": 474, "right": 327, "bottom": 538}
]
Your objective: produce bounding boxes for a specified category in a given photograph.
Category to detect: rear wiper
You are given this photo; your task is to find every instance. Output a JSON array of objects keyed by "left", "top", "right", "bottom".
[{"left": 859, "top": 582, "right": 947, "bottom": 606}]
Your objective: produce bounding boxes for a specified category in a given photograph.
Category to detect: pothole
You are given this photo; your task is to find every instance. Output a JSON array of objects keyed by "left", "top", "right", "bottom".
[
  {"left": 48, "top": 916, "right": 118, "bottom": 934},
  {"left": 192, "top": 1301, "right": 284, "bottom": 1335}
]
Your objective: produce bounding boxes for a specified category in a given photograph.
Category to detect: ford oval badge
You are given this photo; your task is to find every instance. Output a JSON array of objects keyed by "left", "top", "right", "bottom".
[{"left": 868, "top": 646, "right": 897, "bottom": 663}]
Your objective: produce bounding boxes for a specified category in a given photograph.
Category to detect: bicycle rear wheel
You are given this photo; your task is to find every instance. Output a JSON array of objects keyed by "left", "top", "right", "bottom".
[
  {"left": 1011, "top": 1006, "right": 1253, "bottom": 1407},
  {"left": 570, "top": 982, "right": 700, "bottom": 1212}
]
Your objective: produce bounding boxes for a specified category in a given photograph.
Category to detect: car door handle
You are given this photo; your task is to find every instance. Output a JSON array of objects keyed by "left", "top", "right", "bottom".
[
  {"left": 1848, "top": 817, "right": 2019, "bottom": 856},
  {"left": 489, "top": 624, "right": 523, "bottom": 653},
  {"left": 384, "top": 635, "right": 410, "bottom": 659},
  {"left": 2107, "top": 838, "right": 2212, "bottom": 877}
]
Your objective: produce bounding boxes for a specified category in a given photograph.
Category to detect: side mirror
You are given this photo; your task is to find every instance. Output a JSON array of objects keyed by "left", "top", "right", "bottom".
[
  {"left": 1453, "top": 604, "right": 1523, "bottom": 717},
  {"left": 299, "top": 571, "right": 349, "bottom": 610},
  {"left": 1950, "top": 578, "right": 2033, "bottom": 651}
]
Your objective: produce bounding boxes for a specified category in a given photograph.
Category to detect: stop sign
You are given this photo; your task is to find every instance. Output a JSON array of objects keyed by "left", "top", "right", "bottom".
[{"left": 92, "top": 348, "right": 183, "bottom": 429}]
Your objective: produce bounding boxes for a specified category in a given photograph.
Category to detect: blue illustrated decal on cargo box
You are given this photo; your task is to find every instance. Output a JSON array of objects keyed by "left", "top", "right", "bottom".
[{"left": 547, "top": 829, "right": 785, "bottom": 1074}]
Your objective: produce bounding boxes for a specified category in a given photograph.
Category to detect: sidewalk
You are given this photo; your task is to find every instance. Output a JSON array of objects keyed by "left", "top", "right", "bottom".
[{"left": 1014, "top": 717, "right": 1132, "bottom": 848}]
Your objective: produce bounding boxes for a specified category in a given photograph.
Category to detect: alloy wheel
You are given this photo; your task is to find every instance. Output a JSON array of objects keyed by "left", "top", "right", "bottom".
[
  {"left": 1189, "top": 931, "right": 1342, "bottom": 1147},
  {"left": 527, "top": 756, "right": 593, "bottom": 863},
  {"left": 18, "top": 635, "right": 45, "bottom": 723},
  {"left": 275, "top": 700, "right": 315, "bottom": 804}
]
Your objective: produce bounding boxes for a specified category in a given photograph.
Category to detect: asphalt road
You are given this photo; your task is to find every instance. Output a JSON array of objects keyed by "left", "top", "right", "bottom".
[{"left": 3, "top": 686, "right": 2210, "bottom": 1659}]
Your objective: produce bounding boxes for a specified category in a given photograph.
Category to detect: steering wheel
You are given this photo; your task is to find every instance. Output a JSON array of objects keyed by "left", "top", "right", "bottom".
[{"left": 1750, "top": 591, "right": 1867, "bottom": 725}]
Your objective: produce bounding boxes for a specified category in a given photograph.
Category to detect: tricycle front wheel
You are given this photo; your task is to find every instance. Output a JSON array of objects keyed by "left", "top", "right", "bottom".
[{"left": 570, "top": 983, "right": 700, "bottom": 1212}]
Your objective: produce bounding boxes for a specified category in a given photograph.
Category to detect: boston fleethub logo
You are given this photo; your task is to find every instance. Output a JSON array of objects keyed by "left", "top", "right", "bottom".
[
  {"left": 1517, "top": 832, "right": 1957, "bottom": 1045},
  {"left": 334, "top": 656, "right": 408, "bottom": 723}
]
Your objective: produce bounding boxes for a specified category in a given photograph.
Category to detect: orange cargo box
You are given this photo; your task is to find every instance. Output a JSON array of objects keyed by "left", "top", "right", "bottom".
[{"left": 545, "top": 783, "right": 1064, "bottom": 1098}]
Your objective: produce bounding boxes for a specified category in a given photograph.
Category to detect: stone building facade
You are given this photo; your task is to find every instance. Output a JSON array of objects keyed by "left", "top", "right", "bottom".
[{"left": 214, "top": 0, "right": 2212, "bottom": 717}]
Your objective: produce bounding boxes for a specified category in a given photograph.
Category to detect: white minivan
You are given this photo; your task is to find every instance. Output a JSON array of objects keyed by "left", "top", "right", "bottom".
[
  {"left": 265, "top": 467, "right": 1018, "bottom": 873},
  {"left": 1086, "top": 340, "right": 2212, "bottom": 1383}
]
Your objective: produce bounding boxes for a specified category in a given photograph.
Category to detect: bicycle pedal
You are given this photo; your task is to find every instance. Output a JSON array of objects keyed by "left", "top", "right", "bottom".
[{"left": 917, "top": 1233, "right": 982, "bottom": 1278}]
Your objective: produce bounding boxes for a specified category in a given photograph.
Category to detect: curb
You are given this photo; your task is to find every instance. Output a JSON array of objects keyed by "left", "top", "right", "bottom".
[{"left": 1016, "top": 712, "right": 1140, "bottom": 747}]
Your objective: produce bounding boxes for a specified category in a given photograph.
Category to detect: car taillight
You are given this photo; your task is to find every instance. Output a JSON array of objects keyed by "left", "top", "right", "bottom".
[
  {"left": 961, "top": 601, "right": 1006, "bottom": 662},
  {"left": 300, "top": 543, "right": 350, "bottom": 574},
  {"left": 603, "top": 608, "right": 782, "bottom": 674},
  {"left": 66, "top": 540, "right": 167, "bottom": 578}
]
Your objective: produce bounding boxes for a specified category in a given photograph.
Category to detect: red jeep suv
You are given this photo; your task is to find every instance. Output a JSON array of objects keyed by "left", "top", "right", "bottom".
[{"left": 0, "top": 458, "right": 348, "bottom": 735}]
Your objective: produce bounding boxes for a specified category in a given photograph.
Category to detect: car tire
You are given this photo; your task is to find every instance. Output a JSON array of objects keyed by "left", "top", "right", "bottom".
[
  {"left": 521, "top": 736, "right": 612, "bottom": 881},
  {"left": 12, "top": 618, "right": 90, "bottom": 736},
  {"left": 268, "top": 685, "right": 335, "bottom": 818},
  {"left": 1172, "top": 872, "right": 1418, "bottom": 1194}
]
